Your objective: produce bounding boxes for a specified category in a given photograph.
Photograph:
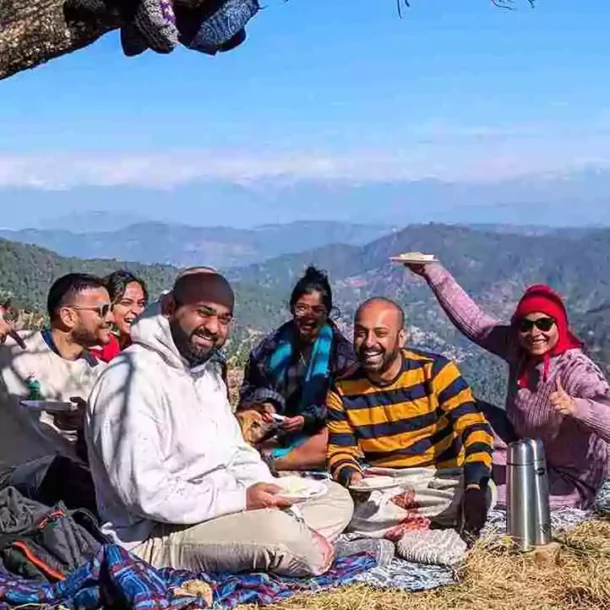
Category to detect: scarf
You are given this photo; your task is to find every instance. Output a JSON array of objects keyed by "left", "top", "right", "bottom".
[
  {"left": 267, "top": 323, "right": 334, "bottom": 414},
  {"left": 511, "top": 285, "right": 582, "bottom": 389}
]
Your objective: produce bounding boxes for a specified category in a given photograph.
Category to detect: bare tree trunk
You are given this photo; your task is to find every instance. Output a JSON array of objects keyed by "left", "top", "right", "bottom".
[{"left": 0, "top": 0, "right": 120, "bottom": 81}]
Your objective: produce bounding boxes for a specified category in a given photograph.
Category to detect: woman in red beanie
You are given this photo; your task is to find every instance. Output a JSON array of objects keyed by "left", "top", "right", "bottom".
[{"left": 405, "top": 262, "right": 610, "bottom": 509}]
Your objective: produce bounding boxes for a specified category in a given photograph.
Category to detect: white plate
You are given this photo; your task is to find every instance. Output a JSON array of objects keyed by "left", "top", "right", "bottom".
[
  {"left": 20, "top": 400, "right": 76, "bottom": 413},
  {"left": 275, "top": 476, "right": 328, "bottom": 501},
  {"left": 349, "top": 475, "right": 398, "bottom": 492},
  {"left": 389, "top": 252, "right": 438, "bottom": 265}
]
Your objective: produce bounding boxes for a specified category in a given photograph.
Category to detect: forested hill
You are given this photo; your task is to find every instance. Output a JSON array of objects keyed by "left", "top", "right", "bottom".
[
  {"left": 0, "top": 238, "right": 285, "bottom": 355},
  {"left": 228, "top": 223, "right": 610, "bottom": 403}
]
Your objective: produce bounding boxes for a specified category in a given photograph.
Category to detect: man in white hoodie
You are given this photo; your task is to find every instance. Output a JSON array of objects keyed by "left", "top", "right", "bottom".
[{"left": 86, "top": 271, "right": 353, "bottom": 576}]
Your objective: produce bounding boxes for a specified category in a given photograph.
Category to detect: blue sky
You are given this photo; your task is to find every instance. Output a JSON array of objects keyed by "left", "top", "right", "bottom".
[{"left": 1, "top": 0, "right": 610, "bottom": 189}]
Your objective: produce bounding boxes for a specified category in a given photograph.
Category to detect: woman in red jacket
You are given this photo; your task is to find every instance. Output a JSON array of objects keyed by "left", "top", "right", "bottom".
[{"left": 91, "top": 270, "right": 148, "bottom": 362}]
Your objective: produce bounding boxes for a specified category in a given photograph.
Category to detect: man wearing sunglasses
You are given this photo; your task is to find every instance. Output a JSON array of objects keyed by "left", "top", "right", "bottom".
[{"left": 0, "top": 273, "right": 113, "bottom": 470}]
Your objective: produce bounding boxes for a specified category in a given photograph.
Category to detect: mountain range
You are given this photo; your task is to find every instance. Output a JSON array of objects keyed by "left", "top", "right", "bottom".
[
  {"left": 227, "top": 223, "right": 610, "bottom": 400},
  {"left": 0, "top": 214, "right": 601, "bottom": 271},
  {"left": 3, "top": 167, "right": 610, "bottom": 228},
  {"left": 0, "top": 221, "right": 393, "bottom": 269}
]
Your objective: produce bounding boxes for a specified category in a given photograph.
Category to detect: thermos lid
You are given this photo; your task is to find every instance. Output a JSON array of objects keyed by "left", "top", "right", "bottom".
[{"left": 507, "top": 438, "right": 546, "bottom": 466}]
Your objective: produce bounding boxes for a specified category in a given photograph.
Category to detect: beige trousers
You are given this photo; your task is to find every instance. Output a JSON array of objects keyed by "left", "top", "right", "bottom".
[
  {"left": 348, "top": 467, "right": 497, "bottom": 541},
  {"left": 133, "top": 481, "right": 353, "bottom": 577},
  {"left": 348, "top": 467, "right": 464, "bottom": 540}
]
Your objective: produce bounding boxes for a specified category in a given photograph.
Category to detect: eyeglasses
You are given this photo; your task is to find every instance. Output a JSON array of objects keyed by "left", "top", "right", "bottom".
[
  {"left": 294, "top": 304, "right": 328, "bottom": 318},
  {"left": 518, "top": 317, "right": 556, "bottom": 333},
  {"left": 70, "top": 304, "right": 112, "bottom": 318}
]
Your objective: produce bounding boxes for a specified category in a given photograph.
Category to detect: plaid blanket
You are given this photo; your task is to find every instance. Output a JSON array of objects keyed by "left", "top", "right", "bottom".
[{"left": 0, "top": 544, "right": 375, "bottom": 610}]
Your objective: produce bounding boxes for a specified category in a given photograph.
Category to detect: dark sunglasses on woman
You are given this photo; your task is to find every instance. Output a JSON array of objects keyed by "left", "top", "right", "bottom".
[{"left": 518, "top": 317, "right": 556, "bottom": 333}]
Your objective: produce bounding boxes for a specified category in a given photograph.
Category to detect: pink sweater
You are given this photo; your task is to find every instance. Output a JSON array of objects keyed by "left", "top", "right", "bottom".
[{"left": 424, "top": 263, "right": 610, "bottom": 506}]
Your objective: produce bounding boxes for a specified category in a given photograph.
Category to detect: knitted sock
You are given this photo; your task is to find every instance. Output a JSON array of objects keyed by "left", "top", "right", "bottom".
[
  {"left": 133, "top": 0, "right": 179, "bottom": 54},
  {"left": 334, "top": 538, "right": 395, "bottom": 568},
  {"left": 186, "top": 0, "right": 259, "bottom": 54}
]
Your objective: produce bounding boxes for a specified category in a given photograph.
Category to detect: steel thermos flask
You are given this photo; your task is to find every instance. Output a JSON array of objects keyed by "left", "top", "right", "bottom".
[{"left": 506, "top": 438, "right": 552, "bottom": 551}]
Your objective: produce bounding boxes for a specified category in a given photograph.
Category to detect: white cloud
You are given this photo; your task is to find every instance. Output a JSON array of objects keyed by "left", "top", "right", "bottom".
[{"left": 1, "top": 127, "right": 610, "bottom": 189}]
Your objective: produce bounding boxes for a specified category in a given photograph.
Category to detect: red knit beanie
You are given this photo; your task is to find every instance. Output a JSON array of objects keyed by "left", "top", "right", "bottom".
[{"left": 511, "top": 285, "right": 581, "bottom": 388}]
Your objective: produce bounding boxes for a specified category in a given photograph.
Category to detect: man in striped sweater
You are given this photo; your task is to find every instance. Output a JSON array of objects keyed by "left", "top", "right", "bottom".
[{"left": 327, "top": 297, "right": 494, "bottom": 540}]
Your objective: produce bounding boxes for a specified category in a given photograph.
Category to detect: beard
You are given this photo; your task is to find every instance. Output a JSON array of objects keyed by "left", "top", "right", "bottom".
[
  {"left": 170, "top": 320, "right": 221, "bottom": 367},
  {"left": 357, "top": 343, "right": 402, "bottom": 376},
  {"left": 72, "top": 324, "right": 109, "bottom": 349}
]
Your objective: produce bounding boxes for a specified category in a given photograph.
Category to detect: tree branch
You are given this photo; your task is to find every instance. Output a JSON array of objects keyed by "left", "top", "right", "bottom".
[
  {"left": 0, "top": 0, "right": 536, "bottom": 83},
  {"left": 0, "top": 0, "right": 121, "bottom": 81}
]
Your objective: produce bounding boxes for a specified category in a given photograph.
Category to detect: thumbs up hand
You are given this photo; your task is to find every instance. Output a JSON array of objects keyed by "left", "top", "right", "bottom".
[{"left": 549, "top": 376, "right": 576, "bottom": 417}]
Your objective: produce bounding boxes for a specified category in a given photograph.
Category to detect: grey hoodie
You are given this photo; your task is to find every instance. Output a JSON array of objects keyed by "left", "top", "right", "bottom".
[{"left": 85, "top": 302, "right": 273, "bottom": 549}]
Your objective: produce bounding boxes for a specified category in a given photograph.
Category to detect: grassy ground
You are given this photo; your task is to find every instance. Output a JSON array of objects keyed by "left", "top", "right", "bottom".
[{"left": 236, "top": 520, "right": 610, "bottom": 610}]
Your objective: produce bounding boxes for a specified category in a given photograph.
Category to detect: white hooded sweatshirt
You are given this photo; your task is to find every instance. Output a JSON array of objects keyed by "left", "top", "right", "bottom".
[{"left": 85, "top": 302, "right": 274, "bottom": 550}]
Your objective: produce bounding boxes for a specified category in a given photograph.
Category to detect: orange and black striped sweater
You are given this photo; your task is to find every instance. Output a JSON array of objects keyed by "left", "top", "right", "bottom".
[{"left": 327, "top": 349, "right": 493, "bottom": 487}]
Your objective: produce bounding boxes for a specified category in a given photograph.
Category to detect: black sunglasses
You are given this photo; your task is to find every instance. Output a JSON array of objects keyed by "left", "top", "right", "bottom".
[{"left": 518, "top": 317, "right": 556, "bottom": 333}]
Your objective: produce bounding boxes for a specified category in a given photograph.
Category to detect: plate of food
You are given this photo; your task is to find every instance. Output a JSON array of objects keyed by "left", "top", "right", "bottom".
[
  {"left": 348, "top": 475, "right": 398, "bottom": 492},
  {"left": 275, "top": 476, "right": 328, "bottom": 501},
  {"left": 389, "top": 252, "right": 438, "bottom": 265},
  {"left": 20, "top": 400, "right": 76, "bottom": 413}
]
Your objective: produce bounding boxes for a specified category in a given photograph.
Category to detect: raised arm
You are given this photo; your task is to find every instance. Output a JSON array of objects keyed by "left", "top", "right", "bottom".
[{"left": 416, "top": 263, "right": 513, "bottom": 360}]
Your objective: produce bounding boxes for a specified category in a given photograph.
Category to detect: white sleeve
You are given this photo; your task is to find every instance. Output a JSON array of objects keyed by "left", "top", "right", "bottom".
[{"left": 87, "top": 363, "right": 247, "bottom": 525}]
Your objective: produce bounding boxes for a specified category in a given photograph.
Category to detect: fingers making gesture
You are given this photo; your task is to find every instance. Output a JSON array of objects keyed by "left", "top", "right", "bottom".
[{"left": 549, "top": 376, "right": 576, "bottom": 417}]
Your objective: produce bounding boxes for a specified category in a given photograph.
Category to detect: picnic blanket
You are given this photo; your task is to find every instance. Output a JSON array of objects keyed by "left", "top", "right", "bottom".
[
  {"left": 2, "top": 479, "right": 608, "bottom": 607},
  {"left": 0, "top": 544, "right": 376, "bottom": 610},
  {"left": 351, "top": 478, "right": 610, "bottom": 594}
]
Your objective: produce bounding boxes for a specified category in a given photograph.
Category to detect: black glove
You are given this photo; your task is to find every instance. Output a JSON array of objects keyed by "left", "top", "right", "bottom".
[{"left": 461, "top": 486, "right": 488, "bottom": 543}]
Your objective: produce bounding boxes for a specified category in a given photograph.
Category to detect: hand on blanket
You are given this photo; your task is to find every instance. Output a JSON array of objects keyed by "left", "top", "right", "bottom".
[
  {"left": 246, "top": 482, "right": 293, "bottom": 511},
  {"left": 281, "top": 416, "right": 305, "bottom": 433},
  {"left": 461, "top": 486, "right": 488, "bottom": 543}
]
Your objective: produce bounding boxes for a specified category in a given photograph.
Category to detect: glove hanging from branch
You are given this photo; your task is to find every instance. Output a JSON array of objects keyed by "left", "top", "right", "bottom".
[{"left": 64, "top": 0, "right": 259, "bottom": 57}]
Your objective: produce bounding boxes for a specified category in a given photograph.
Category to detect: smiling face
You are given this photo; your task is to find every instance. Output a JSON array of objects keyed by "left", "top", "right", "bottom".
[
  {"left": 353, "top": 299, "right": 406, "bottom": 381},
  {"left": 516, "top": 312, "right": 559, "bottom": 356},
  {"left": 112, "top": 281, "right": 147, "bottom": 337},
  {"left": 60, "top": 287, "right": 114, "bottom": 348},
  {"left": 169, "top": 299, "right": 232, "bottom": 364},
  {"left": 291, "top": 290, "right": 329, "bottom": 344}
]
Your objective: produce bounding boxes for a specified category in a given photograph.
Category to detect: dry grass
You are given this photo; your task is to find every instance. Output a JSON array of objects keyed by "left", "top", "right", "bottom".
[{"left": 236, "top": 519, "right": 610, "bottom": 610}]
